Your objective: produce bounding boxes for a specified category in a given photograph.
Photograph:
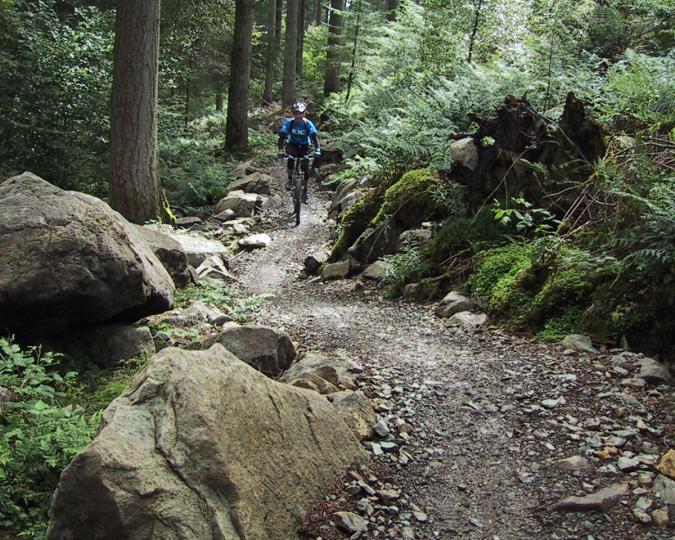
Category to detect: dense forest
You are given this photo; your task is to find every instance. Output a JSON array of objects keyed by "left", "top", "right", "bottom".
[{"left": 0, "top": 0, "right": 674, "bottom": 537}]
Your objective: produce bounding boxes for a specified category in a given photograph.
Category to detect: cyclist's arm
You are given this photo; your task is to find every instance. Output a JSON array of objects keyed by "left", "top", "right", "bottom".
[
  {"left": 307, "top": 121, "right": 320, "bottom": 152},
  {"left": 278, "top": 119, "right": 291, "bottom": 150}
]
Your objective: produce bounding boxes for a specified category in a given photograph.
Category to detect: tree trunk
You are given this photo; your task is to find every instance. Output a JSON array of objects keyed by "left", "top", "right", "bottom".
[
  {"left": 282, "top": 0, "right": 299, "bottom": 105},
  {"left": 345, "top": 0, "right": 362, "bottom": 101},
  {"left": 225, "top": 0, "right": 256, "bottom": 151},
  {"left": 215, "top": 93, "right": 224, "bottom": 112},
  {"left": 296, "top": 0, "right": 306, "bottom": 79},
  {"left": 314, "top": 0, "right": 322, "bottom": 26},
  {"left": 323, "top": 0, "right": 344, "bottom": 96},
  {"left": 262, "top": 0, "right": 279, "bottom": 104},
  {"left": 110, "top": 0, "right": 164, "bottom": 224},
  {"left": 385, "top": 0, "right": 398, "bottom": 21},
  {"left": 467, "top": 0, "right": 483, "bottom": 63}
]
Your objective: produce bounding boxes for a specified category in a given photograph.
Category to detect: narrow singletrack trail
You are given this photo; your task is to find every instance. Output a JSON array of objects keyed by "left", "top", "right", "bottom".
[{"left": 231, "top": 164, "right": 673, "bottom": 540}]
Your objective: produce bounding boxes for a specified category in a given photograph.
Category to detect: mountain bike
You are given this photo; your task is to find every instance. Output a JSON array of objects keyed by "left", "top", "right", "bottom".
[{"left": 283, "top": 153, "right": 317, "bottom": 226}]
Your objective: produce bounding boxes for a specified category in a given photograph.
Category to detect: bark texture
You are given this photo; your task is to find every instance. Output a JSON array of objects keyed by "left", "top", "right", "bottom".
[
  {"left": 262, "top": 0, "right": 280, "bottom": 104},
  {"left": 110, "top": 0, "right": 163, "bottom": 224},
  {"left": 225, "top": 0, "right": 256, "bottom": 151},
  {"left": 323, "top": 0, "right": 345, "bottom": 96},
  {"left": 282, "top": 0, "right": 299, "bottom": 105}
]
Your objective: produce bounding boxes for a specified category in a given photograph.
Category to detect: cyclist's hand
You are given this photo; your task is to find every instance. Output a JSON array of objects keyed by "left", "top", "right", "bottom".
[{"left": 314, "top": 149, "right": 321, "bottom": 158}]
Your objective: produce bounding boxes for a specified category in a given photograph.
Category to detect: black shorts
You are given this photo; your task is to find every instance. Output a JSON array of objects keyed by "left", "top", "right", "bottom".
[{"left": 287, "top": 143, "right": 310, "bottom": 171}]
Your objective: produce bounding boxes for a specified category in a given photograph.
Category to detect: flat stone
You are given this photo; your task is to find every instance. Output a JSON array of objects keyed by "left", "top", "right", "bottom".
[
  {"left": 362, "top": 260, "right": 390, "bottom": 281},
  {"left": 552, "top": 483, "right": 628, "bottom": 512},
  {"left": 652, "top": 508, "right": 670, "bottom": 527},
  {"left": 557, "top": 455, "right": 592, "bottom": 472},
  {"left": 373, "top": 419, "right": 390, "bottom": 437},
  {"left": 560, "top": 334, "right": 597, "bottom": 353},
  {"left": 618, "top": 456, "right": 641, "bottom": 472},
  {"left": 175, "top": 216, "right": 202, "bottom": 227},
  {"left": 322, "top": 260, "right": 351, "bottom": 280},
  {"left": 444, "top": 311, "right": 487, "bottom": 330},
  {"left": 168, "top": 233, "right": 229, "bottom": 267},
  {"left": 542, "top": 397, "right": 566, "bottom": 409},
  {"left": 334, "top": 511, "right": 368, "bottom": 534},
  {"left": 378, "top": 489, "right": 400, "bottom": 504},
  {"left": 238, "top": 233, "right": 271, "bottom": 250}
]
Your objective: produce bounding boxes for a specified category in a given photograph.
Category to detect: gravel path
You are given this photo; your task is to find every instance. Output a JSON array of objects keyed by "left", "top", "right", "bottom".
[{"left": 231, "top": 165, "right": 674, "bottom": 540}]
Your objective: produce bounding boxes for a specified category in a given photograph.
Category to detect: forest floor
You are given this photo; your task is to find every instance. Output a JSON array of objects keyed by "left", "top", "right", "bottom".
[{"left": 230, "top": 163, "right": 674, "bottom": 540}]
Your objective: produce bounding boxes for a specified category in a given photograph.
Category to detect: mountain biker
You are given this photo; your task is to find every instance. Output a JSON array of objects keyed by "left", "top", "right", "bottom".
[{"left": 277, "top": 101, "right": 321, "bottom": 203}]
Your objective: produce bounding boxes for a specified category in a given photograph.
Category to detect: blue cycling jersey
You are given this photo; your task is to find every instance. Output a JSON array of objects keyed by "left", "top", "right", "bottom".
[{"left": 279, "top": 117, "right": 318, "bottom": 146}]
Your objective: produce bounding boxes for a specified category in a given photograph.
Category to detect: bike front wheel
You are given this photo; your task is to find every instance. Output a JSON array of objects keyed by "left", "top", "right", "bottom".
[{"left": 293, "top": 175, "right": 302, "bottom": 226}]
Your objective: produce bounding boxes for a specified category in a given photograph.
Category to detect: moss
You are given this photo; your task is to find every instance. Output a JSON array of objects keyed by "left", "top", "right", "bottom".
[
  {"left": 535, "top": 306, "right": 584, "bottom": 341},
  {"left": 373, "top": 168, "right": 441, "bottom": 227},
  {"left": 469, "top": 243, "right": 537, "bottom": 318},
  {"left": 425, "top": 210, "right": 510, "bottom": 266}
]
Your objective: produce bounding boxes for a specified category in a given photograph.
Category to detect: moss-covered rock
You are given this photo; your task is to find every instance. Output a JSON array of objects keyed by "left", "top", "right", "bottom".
[
  {"left": 331, "top": 191, "right": 383, "bottom": 259},
  {"left": 373, "top": 169, "right": 442, "bottom": 228}
]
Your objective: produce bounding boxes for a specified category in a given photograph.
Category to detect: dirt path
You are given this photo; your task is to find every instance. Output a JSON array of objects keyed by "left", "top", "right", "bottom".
[{"left": 231, "top": 165, "right": 673, "bottom": 539}]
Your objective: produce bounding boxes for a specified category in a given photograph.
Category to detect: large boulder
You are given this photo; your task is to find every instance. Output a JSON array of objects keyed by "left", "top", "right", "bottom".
[
  {"left": 47, "top": 345, "right": 366, "bottom": 540},
  {"left": 166, "top": 233, "right": 229, "bottom": 268},
  {"left": 347, "top": 217, "right": 402, "bottom": 265},
  {"left": 214, "top": 190, "right": 265, "bottom": 217},
  {"left": 279, "top": 351, "right": 359, "bottom": 391},
  {"left": 204, "top": 323, "right": 297, "bottom": 377},
  {"left": 61, "top": 324, "right": 156, "bottom": 369},
  {"left": 228, "top": 172, "right": 273, "bottom": 195},
  {"left": 134, "top": 225, "right": 191, "bottom": 288},
  {"left": 0, "top": 173, "right": 174, "bottom": 336}
]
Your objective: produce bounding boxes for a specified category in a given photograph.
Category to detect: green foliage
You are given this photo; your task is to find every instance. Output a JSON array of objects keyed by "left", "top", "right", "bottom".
[
  {"left": 174, "top": 282, "right": 271, "bottom": 322},
  {"left": 601, "top": 50, "right": 675, "bottom": 133},
  {"left": 492, "top": 195, "right": 560, "bottom": 235},
  {"left": 382, "top": 247, "right": 429, "bottom": 297},
  {"left": 0, "top": 339, "right": 98, "bottom": 538},
  {"left": 0, "top": 2, "right": 114, "bottom": 193}
]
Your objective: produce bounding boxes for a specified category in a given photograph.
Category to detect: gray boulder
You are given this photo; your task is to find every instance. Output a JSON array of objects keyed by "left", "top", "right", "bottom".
[
  {"left": 195, "top": 255, "right": 236, "bottom": 284},
  {"left": 348, "top": 217, "right": 402, "bottom": 265},
  {"left": 561, "top": 334, "right": 598, "bottom": 353},
  {"left": 214, "top": 190, "right": 265, "bottom": 217},
  {"left": 435, "top": 291, "right": 476, "bottom": 318},
  {"left": 166, "top": 232, "right": 229, "bottom": 268},
  {"left": 399, "top": 228, "right": 432, "bottom": 245},
  {"left": 450, "top": 137, "right": 479, "bottom": 171},
  {"left": 204, "top": 323, "right": 297, "bottom": 377},
  {"left": 228, "top": 172, "right": 273, "bottom": 195},
  {"left": 638, "top": 357, "right": 672, "bottom": 385},
  {"left": 63, "top": 324, "right": 156, "bottom": 369},
  {"left": 329, "top": 391, "right": 377, "bottom": 441},
  {"left": 238, "top": 233, "right": 271, "bottom": 250},
  {"left": 0, "top": 173, "right": 174, "bottom": 336},
  {"left": 444, "top": 311, "right": 487, "bottom": 330},
  {"left": 322, "top": 260, "right": 351, "bottom": 280},
  {"left": 47, "top": 345, "right": 366, "bottom": 540},
  {"left": 279, "top": 351, "right": 357, "bottom": 391},
  {"left": 134, "top": 225, "right": 191, "bottom": 288},
  {"left": 361, "top": 260, "right": 390, "bottom": 281},
  {"left": 304, "top": 250, "right": 330, "bottom": 276}
]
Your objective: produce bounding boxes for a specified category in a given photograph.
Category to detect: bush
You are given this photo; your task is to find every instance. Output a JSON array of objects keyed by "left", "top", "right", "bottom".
[{"left": 0, "top": 339, "right": 98, "bottom": 538}]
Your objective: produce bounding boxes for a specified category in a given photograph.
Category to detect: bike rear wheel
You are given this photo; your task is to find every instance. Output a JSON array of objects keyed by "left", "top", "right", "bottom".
[{"left": 293, "top": 174, "right": 302, "bottom": 226}]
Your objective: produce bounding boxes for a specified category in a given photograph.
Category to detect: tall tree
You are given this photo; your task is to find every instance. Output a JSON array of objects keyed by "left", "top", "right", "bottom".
[
  {"left": 323, "top": 0, "right": 344, "bottom": 96},
  {"left": 296, "top": 0, "right": 306, "bottom": 78},
  {"left": 225, "top": 0, "right": 255, "bottom": 150},
  {"left": 385, "top": 0, "right": 398, "bottom": 21},
  {"left": 110, "top": 0, "right": 164, "bottom": 224},
  {"left": 467, "top": 0, "right": 483, "bottom": 62},
  {"left": 262, "top": 0, "right": 280, "bottom": 103},
  {"left": 314, "top": 0, "right": 323, "bottom": 25},
  {"left": 282, "top": 0, "right": 299, "bottom": 105}
]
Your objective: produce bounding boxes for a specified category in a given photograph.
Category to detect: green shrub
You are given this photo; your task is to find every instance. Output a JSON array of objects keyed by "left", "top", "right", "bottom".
[
  {"left": 0, "top": 339, "right": 98, "bottom": 538},
  {"left": 382, "top": 247, "right": 430, "bottom": 297}
]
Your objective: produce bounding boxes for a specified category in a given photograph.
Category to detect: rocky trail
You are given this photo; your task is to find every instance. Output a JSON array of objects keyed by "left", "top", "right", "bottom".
[{"left": 231, "top": 164, "right": 674, "bottom": 539}]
